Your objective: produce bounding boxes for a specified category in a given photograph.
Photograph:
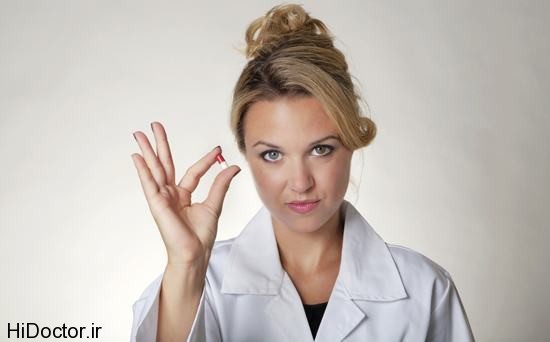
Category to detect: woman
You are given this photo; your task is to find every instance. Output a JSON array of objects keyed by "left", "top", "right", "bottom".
[{"left": 130, "top": 4, "right": 474, "bottom": 341}]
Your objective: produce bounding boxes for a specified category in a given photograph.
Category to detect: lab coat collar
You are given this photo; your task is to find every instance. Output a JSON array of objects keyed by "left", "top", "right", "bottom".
[
  {"left": 221, "top": 199, "right": 407, "bottom": 301},
  {"left": 221, "top": 200, "right": 407, "bottom": 341}
]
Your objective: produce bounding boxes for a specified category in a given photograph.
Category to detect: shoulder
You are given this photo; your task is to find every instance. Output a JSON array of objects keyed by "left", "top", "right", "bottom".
[
  {"left": 387, "top": 244, "right": 452, "bottom": 281},
  {"left": 387, "top": 244, "right": 455, "bottom": 309}
]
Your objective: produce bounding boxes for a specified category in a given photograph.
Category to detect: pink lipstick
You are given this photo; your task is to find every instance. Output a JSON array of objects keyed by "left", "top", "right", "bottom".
[{"left": 287, "top": 200, "right": 320, "bottom": 214}]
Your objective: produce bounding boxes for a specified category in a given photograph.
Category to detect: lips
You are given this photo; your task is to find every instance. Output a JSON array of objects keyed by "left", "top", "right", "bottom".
[
  {"left": 288, "top": 199, "right": 319, "bottom": 205},
  {"left": 287, "top": 200, "right": 320, "bottom": 214}
]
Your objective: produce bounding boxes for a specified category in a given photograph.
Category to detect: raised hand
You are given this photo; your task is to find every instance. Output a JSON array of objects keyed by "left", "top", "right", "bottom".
[{"left": 131, "top": 121, "right": 241, "bottom": 269}]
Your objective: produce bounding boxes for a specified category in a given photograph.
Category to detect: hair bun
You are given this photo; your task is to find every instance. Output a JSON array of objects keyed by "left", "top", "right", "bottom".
[{"left": 244, "top": 4, "right": 331, "bottom": 59}]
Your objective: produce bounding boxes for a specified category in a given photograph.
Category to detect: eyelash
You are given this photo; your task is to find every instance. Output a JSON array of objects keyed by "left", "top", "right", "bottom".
[{"left": 260, "top": 145, "right": 335, "bottom": 163}]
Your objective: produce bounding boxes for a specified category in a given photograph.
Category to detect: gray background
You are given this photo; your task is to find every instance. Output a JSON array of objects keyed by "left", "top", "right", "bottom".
[{"left": 1, "top": 1, "right": 548, "bottom": 341}]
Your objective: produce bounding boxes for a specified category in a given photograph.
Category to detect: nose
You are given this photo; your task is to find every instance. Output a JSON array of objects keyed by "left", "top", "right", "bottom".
[{"left": 288, "top": 160, "right": 314, "bottom": 193}]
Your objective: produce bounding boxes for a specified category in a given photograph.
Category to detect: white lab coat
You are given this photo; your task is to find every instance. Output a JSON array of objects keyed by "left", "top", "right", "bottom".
[{"left": 130, "top": 200, "right": 474, "bottom": 341}]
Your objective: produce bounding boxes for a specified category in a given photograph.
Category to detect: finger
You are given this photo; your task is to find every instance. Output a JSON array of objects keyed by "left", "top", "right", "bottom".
[
  {"left": 177, "top": 146, "right": 223, "bottom": 196},
  {"left": 203, "top": 165, "right": 241, "bottom": 216},
  {"left": 131, "top": 153, "right": 160, "bottom": 201},
  {"left": 150, "top": 122, "right": 176, "bottom": 185},
  {"left": 133, "top": 130, "right": 167, "bottom": 186}
]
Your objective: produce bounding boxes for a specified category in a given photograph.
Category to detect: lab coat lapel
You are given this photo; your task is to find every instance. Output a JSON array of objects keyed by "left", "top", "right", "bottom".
[
  {"left": 315, "top": 200, "right": 407, "bottom": 341},
  {"left": 314, "top": 279, "right": 366, "bottom": 342},
  {"left": 337, "top": 200, "right": 407, "bottom": 301},
  {"left": 221, "top": 205, "right": 314, "bottom": 341},
  {"left": 264, "top": 272, "right": 318, "bottom": 341},
  {"left": 220, "top": 205, "right": 284, "bottom": 295}
]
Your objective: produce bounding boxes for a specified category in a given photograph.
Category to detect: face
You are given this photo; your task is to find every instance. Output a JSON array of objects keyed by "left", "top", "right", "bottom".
[{"left": 243, "top": 96, "right": 353, "bottom": 234}]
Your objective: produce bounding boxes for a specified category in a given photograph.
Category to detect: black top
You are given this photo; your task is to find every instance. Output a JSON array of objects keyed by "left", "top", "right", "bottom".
[{"left": 303, "top": 301, "right": 328, "bottom": 339}]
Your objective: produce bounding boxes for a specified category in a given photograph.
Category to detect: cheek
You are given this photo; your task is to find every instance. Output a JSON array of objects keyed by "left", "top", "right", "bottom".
[
  {"left": 250, "top": 164, "right": 285, "bottom": 196},
  {"left": 323, "top": 157, "right": 351, "bottom": 194}
]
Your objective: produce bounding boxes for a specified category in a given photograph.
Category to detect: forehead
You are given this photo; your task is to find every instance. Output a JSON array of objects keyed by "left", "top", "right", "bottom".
[{"left": 244, "top": 96, "right": 338, "bottom": 142}]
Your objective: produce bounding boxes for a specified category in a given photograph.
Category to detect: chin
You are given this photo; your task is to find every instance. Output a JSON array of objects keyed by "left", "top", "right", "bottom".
[
  {"left": 274, "top": 204, "right": 333, "bottom": 234},
  {"left": 290, "top": 218, "right": 324, "bottom": 233}
]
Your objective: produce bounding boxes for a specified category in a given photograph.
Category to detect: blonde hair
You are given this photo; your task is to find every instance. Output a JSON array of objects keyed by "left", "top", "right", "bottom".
[{"left": 230, "top": 3, "right": 376, "bottom": 154}]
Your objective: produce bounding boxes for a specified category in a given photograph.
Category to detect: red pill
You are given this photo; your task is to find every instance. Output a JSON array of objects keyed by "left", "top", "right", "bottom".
[{"left": 216, "top": 153, "right": 228, "bottom": 169}]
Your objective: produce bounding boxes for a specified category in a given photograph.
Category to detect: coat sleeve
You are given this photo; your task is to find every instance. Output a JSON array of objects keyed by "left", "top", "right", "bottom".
[
  {"left": 426, "top": 273, "right": 475, "bottom": 341},
  {"left": 129, "top": 272, "right": 222, "bottom": 342}
]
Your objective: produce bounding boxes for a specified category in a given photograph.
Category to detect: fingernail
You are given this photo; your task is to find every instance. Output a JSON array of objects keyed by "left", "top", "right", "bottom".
[
  {"left": 213, "top": 145, "right": 221, "bottom": 152},
  {"left": 235, "top": 168, "right": 242, "bottom": 175},
  {"left": 133, "top": 132, "right": 137, "bottom": 141}
]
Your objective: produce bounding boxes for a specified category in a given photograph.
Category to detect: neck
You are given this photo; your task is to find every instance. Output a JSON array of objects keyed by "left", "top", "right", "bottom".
[{"left": 272, "top": 203, "right": 344, "bottom": 275}]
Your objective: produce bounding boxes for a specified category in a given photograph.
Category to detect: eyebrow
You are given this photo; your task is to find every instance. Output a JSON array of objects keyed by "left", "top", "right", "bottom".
[{"left": 252, "top": 135, "right": 341, "bottom": 149}]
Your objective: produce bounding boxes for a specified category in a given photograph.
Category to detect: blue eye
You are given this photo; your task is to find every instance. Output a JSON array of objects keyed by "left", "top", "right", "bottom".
[
  {"left": 261, "top": 150, "right": 282, "bottom": 162},
  {"left": 312, "top": 145, "right": 334, "bottom": 156}
]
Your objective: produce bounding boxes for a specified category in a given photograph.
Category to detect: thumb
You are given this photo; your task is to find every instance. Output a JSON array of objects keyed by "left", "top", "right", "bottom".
[{"left": 203, "top": 166, "right": 241, "bottom": 216}]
